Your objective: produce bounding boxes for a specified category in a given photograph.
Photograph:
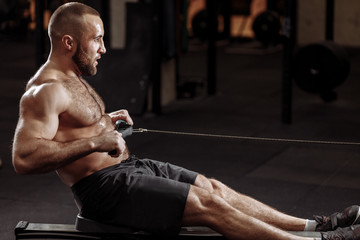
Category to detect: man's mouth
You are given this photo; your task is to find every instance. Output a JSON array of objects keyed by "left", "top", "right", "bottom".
[{"left": 94, "top": 57, "right": 101, "bottom": 66}]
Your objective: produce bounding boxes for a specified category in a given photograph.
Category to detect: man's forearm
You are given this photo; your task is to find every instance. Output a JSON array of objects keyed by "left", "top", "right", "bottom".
[{"left": 13, "top": 136, "right": 98, "bottom": 174}]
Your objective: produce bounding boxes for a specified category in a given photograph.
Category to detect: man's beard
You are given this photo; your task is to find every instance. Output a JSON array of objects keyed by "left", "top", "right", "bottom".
[{"left": 72, "top": 44, "right": 97, "bottom": 76}]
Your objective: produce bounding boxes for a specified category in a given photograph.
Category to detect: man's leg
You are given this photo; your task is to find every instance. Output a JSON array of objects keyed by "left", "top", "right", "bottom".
[
  {"left": 181, "top": 184, "right": 314, "bottom": 240},
  {"left": 193, "top": 174, "right": 306, "bottom": 231}
]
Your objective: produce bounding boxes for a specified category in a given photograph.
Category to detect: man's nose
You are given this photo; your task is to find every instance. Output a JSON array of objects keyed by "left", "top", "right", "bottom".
[
  {"left": 100, "top": 45, "right": 106, "bottom": 54},
  {"left": 99, "top": 39, "right": 106, "bottom": 54}
]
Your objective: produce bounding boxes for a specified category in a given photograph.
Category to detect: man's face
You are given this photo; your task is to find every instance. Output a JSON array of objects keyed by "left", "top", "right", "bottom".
[{"left": 73, "top": 15, "right": 106, "bottom": 76}]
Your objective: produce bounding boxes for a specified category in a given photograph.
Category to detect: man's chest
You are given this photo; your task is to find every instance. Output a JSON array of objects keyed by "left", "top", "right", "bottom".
[{"left": 61, "top": 79, "right": 105, "bottom": 126}]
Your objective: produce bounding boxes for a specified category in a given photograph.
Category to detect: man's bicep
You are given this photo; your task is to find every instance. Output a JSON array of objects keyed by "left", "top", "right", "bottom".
[
  {"left": 17, "top": 113, "right": 59, "bottom": 141},
  {"left": 16, "top": 83, "right": 68, "bottom": 141},
  {"left": 12, "top": 108, "right": 60, "bottom": 170}
]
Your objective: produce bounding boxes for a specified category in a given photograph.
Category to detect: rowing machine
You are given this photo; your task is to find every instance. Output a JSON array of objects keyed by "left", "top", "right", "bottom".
[{"left": 15, "top": 214, "right": 321, "bottom": 240}]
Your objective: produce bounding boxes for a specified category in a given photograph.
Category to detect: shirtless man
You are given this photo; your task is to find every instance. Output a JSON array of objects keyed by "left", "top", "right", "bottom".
[{"left": 12, "top": 2, "right": 360, "bottom": 240}]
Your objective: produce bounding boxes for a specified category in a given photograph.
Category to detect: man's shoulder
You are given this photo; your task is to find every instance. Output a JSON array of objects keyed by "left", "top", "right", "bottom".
[
  {"left": 21, "top": 74, "right": 71, "bottom": 114},
  {"left": 25, "top": 62, "right": 76, "bottom": 98},
  {"left": 27, "top": 64, "right": 62, "bottom": 88},
  {"left": 24, "top": 78, "right": 68, "bottom": 100},
  {"left": 27, "top": 60, "right": 78, "bottom": 89}
]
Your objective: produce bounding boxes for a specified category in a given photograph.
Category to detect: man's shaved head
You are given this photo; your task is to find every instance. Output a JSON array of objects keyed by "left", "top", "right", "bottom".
[{"left": 48, "top": 2, "right": 100, "bottom": 43}]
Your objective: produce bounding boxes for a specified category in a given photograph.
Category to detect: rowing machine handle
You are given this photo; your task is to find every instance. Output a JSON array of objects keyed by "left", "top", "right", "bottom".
[
  {"left": 109, "top": 120, "right": 133, "bottom": 156},
  {"left": 114, "top": 119, "right": 133, "bottom": 138}
]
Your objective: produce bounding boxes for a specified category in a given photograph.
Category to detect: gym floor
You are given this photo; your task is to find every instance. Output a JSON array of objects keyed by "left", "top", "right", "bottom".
[{"left": 1, "top": 38, "right": 360, "bottom": 240}]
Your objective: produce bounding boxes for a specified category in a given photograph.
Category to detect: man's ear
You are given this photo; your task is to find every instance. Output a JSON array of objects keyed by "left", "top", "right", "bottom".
[{"left": 62, "top": 35, "right": 76, "bottom": 51}]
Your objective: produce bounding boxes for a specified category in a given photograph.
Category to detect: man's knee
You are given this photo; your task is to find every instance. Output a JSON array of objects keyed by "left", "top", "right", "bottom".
[
  {"left": 182, "top": 185, "right": 231, "bottom": 227},
  {"left": 194, "top": 174, "right": 213, "bottom": 191},
  {"left": 194, "top": 174, "right": 227, "bottom": 198}
]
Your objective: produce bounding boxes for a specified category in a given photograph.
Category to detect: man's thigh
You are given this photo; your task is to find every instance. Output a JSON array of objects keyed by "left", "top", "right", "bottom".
[
  {"left": 119, "top": 174, "right": 192, "bottom": 234},
  {"left": 139, "top": 158, "right": 198, "bottom": 183}
]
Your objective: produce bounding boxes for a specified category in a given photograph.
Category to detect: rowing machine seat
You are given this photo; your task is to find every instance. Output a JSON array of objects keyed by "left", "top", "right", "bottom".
[
  {"left": 75, "top": 214, "right": 139, "bottom": 234},
  {"left": 74, "top": 214, "right": 225, "bottom": 239}
]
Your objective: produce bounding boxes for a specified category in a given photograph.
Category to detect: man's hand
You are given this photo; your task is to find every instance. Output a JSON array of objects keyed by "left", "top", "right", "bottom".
[
  {"left": 108, "top": 109, "right": 133, "bottom": 126},
  {"left": 93, "top": 130, "right": 127, "bottom": 157}
]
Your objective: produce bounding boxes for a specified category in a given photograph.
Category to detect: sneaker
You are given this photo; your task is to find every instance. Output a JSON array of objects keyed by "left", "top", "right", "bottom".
[
  {"left": 315, "top": 205, "right": 360, "bottom": 231},
  {"left": 321, "top": 225, "right": 360, "bottom": 240}
]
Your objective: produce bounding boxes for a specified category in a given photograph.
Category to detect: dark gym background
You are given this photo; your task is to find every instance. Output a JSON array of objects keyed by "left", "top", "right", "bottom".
[{"left": 1, "top": 0, "right": 360, "bottom": 239}]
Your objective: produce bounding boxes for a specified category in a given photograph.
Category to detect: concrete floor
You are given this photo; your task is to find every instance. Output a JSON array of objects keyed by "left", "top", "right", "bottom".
[{"left": 1, "top": 38, "right": 360, "bottom": 240}]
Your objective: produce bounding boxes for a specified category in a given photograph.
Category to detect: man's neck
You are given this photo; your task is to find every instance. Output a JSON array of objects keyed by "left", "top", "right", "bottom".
[{"left": 48, "top": 52, "right": 81, "bottom": 78}]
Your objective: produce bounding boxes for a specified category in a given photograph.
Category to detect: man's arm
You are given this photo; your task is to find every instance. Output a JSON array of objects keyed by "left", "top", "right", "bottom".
[{"left": 12, "top": 82, "right": 124, "bottom": 174}]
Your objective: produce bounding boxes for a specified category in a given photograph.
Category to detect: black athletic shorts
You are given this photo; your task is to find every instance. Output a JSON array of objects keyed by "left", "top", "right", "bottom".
[{"left": 71, "top": 156, "right": 198, "bottom": 235}]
